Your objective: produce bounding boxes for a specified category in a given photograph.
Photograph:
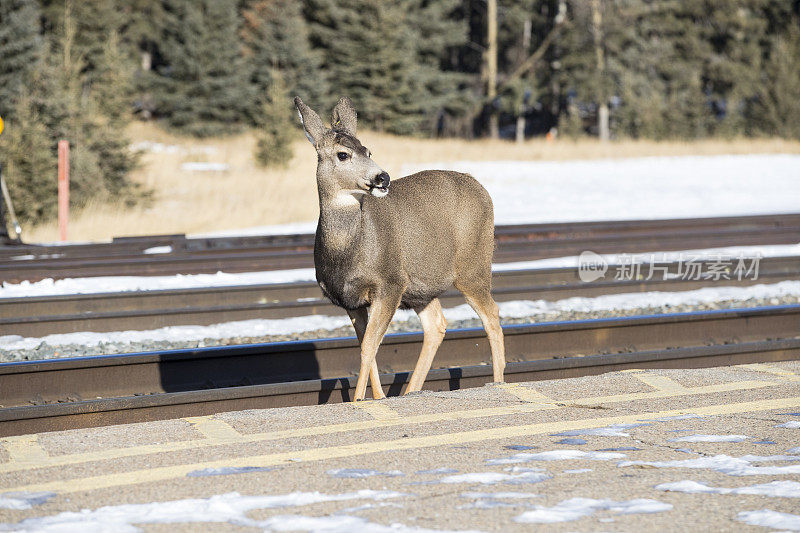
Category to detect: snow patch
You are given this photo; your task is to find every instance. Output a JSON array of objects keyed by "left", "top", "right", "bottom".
[
  {"left": 487, "top": 449, "right": 626, "bottom": 465},
  {"left": 186, "top": 466, "right": 273, "bottom": 477},
  {"left": 326, "top": 468, "right": 404, "bottom": 479},
  {"left": 6, "top": 243, "right": 799, "bottom": 297},
  {"left": 258, "top": 514, "right": 482, "bottom": 533},
  {"left": 415, "top": 468, "right": 458, "bottom": 475},
  {"left": 402, "top": 155, "right": 800, "bottom": 225},
  {"left": 552, "top": 423, "right": 649, "bottom": 438},
  {"left": 0, "top": 490, "right": 407, "bottom": 532},
  {"left": 440, "top": 471, "right": 550, "bottom": 485},
  {"left": 513, "top": 497, "right": 672, "bottom": 524},
  {"left": 493, "top": 243, "right": 800, "bottom": 273},
  {"left": 667, "top": 434, "right": 749, "bottom": 443},
  {"left": 143, "top": 245, "right": 172, "bottom": 254},
  {"left": 619, "top": 454, "right": 800, "bottom": 476},
  {"left": 657, "top": 480, "right": 800, "bottom": 498},
  {"left": 776, "top": 421, "right": 800, "bottom": 428},
  {"left": 0, "top": 491, "right": 55, "bottom": 510},
  {"left": 0, "top": 269, "right": 317, "bottom": 298},
  {"left": 180, "top": 162, "right": 229, "bottom": 172},
  {"left": 738, "top": 509, "right": 800, "bottom": 531},
  {"left": 5, "top": 280, "right": 800, "bottom": 350}
]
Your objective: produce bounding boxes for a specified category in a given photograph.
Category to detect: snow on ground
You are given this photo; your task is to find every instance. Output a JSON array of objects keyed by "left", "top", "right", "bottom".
[
  {"left": 551, "top": 423, "right": 649, "bottom": 438},
  {"left": 618, "top": 454, "right": 800, "bottom": 476},
  {"left": 667, "top": 434, "right": 750, "bottom": 443},
  {"left": 4, "top": 242, "right": 797, "bottom": 298},
  {"left": 327, "top": 468, "right": 404, "bottom": 479},
  {"left": 486, "top": 450, "right": 627, "bottom": 465},
  {"left": 188, "top": 154, "right": 800, "bottom": 238},
  {"left": 513, "top": 497, "right": 672, "bottom": 524},
  {"left": 191, "top": 221, "right": 318, "bottom": 239},
  {"left": 2, "top": 280, "right": 799, "bottom": 351},
  {"left": 0, "top": 490, "right": 480, "bottom": 533},
  {"left": 0, "top": 269, "right": 317, "bottom": 298},
  {"left": 738, "top": 509, "right": 800, "bottom": 531},
  {"left": 439, "top": 471, "right": 550, "bottom": 485},
  {"left": 657, "top": 480, "right": 800, "bottom": 498},
  {"left": 776, "top": 421, "right": 800, "bottom": 428},
  {"left": 402, "top": 154, "right": 800, "bottom": 225},
  {"left": 0, "top": 491, "right": 55, "bottom": 510}
]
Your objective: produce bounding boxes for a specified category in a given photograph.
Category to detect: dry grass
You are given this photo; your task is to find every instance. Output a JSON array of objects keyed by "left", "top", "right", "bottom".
[{"left": 24, "top": 122, "right": 800, "bottom": 243}]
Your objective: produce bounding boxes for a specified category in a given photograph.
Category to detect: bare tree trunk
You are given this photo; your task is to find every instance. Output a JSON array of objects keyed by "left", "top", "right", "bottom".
[
  {"left": 591, "top": 0, "right": 609, "bottom": 141},
  {"left": 516, "top": 18, "right": 532, "bottom": 144},
  {"left": 487, "top": 0, "right": 499, "bottom": 139}
]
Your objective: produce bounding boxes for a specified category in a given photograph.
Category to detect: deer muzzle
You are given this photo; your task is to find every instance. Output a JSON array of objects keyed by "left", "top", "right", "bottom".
[{"left": 369, "top": 172, "right": 390, "bottom": 198}]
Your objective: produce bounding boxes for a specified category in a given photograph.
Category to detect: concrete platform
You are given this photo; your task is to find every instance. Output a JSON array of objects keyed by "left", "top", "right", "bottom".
[{"left": 1, "top": 362, "right": 799, "bottom": 531}]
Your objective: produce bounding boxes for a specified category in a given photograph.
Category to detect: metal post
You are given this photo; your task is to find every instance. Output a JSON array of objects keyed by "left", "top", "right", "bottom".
[{"left": 58, "top": 140, "right": 69, "bottom": 241}]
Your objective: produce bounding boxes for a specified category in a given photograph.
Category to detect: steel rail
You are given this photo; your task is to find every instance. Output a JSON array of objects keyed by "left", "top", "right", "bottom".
[
  {"left": 1, "top": 255, "right": 796, "bottom": 337},
  {"left": 1, "top": 305, "right": 798, "bottom": 436},
  {"left": 1, "top": 213, "right": 798, "bottom": 282}
]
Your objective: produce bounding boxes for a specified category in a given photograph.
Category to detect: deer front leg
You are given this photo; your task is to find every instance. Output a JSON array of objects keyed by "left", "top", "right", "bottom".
[
  {"left": 348, "top": 307, "right": 386, "bottom": 400},
  {"left": 353, "top": 293, "right": 401, "bottom": 401}
]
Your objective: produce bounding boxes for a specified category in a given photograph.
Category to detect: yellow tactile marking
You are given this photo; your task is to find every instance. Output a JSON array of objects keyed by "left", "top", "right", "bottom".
[
  {"left": 7, "top": 396, "right": 800, "bottom": 495},
  {"left": 350, "top": 401, "right": 402, "bottom": 420},
  {"left": 0, "top": 379, "right": 776, "bottom": 475},
  {"left": 631, "top": 373, "right": 689, "bottom": 392},
  {"left": 0, "top": 435, "right": 49, "bottom": 464},
  {"left": 498, "top": 383, "right": 553, "bottom": 403},
  {"left": 737, "top": 363, "right": 800, "bottom": 381},
  {"left": 572, "top": 380, "right": 772, "bottom": 406},
  {"left": 184, "top": 416, "right": 243, "bottom": 442}
]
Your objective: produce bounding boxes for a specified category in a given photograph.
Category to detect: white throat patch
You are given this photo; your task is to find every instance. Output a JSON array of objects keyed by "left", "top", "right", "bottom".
[
  {"left": 370, "top": 187, "right": 388, "bottom": 198},
  {"left": 330, "top": 191, "right": 363, "bottom": 208}
]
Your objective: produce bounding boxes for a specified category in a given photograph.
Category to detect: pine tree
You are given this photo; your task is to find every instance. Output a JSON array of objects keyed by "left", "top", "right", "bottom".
[
  {"left": 241, "top": 0, "right": 329, "bottom": 111},
  {"left": 0, "top": 0, "right": 43, "bottom": 120},
  {"left": 152, "top": 0, "right": 254, "bottom": 137},
  {"left": 254, "top": 70, "right": 295, "bottom": 167},
  {"left": 305, "top": 0, "right": 471, "bottom": 135},
  {"left": 2, "top": 1, "right": 139, "bottom": 223},
  {"left": 753, "top": 24, "right": 800, "bottom": 139},
  {"left": 1, "top": 90, "right": 57, "bottom": 222}
]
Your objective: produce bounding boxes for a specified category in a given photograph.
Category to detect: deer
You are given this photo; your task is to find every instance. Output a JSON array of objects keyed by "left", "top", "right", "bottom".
[{"left": 294, "top": 96, "right": 505, "bottom": 402}]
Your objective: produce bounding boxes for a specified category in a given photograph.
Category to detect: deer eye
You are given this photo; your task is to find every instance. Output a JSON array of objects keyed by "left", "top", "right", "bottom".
[{"left": 337, "top": 152, "right": 350, "bottom": 161}]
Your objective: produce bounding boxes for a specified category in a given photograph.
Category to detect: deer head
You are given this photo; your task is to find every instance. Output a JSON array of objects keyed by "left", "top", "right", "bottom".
[{"left": 294, "top": 96, "right": 390, "bottom": 201}]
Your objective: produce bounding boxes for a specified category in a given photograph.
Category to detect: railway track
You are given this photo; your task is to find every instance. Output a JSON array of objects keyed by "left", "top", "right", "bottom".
[
  {"left": 1, "top": 305, "right": 798, "bottom": 437},
  {"left": 1, "top": 213, "right": 798, "bottom": 283},
  {"left": 1, "top": 255, "right": 797, "bottom": 337}
]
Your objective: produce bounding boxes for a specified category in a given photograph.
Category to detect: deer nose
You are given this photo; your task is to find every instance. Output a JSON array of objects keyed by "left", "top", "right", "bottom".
[{"left": 373, "top": 172, "right": 390, "bottom": 188}]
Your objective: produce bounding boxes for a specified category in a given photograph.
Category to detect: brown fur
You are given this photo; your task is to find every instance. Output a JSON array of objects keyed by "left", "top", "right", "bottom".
[{"left": 294, "top": 96, "right": 505, "bottom": 400}]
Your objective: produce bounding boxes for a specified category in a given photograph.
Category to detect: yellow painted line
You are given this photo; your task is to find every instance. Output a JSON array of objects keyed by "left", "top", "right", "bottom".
[
  {"left": 0, "top": 379, "right": 776, "bottom": 475},
  {"left": 738, "top": 363, "right": 800, "bottom": 381},
  {"left": 498, "top": 383, "right": 553, "bottom": 403},
  {"left": 350, "top": 401, "right": 402, "bottom": 420},
  {"left": 8, "top": 395, "right": 800, "bottom": 495},
  {"left": 1, "top": 435, "right": 49, "bottom": 464},
  {"left": 572, "top": 380, "right": 773, "bottom": 406},
  {"left": 631, "top": 373, "right": 689, "bottom": 392},
  {"left": 183, "top": 416, "right": 243, "bottom": 442}
]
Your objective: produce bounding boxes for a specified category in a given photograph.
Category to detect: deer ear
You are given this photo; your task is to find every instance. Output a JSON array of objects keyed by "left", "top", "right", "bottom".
[
  {"left": 331, "top": 97, "right": 357, "bottom": 136},
  {"left": 294, "top": 96, "right": 326, "bottom": 145}
]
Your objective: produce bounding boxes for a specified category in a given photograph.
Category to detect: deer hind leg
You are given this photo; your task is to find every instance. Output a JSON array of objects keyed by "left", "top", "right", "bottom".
[
  {"left": 348, "top": 308, "right": 386, "bottom": 400},
  {"left": 405, "top": 298, "right": 447, "bottom": 394},
  {"left": 458, "top": 286, "right": 505, "bottom": 383},
  {"left": 353, "top": 292, "right": 401, "bottom": 401}
]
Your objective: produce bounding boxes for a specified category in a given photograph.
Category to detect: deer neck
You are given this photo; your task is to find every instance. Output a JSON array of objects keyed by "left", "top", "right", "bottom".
[{"left": 317, "top": 186, "right": 365, "bottom": 254}]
